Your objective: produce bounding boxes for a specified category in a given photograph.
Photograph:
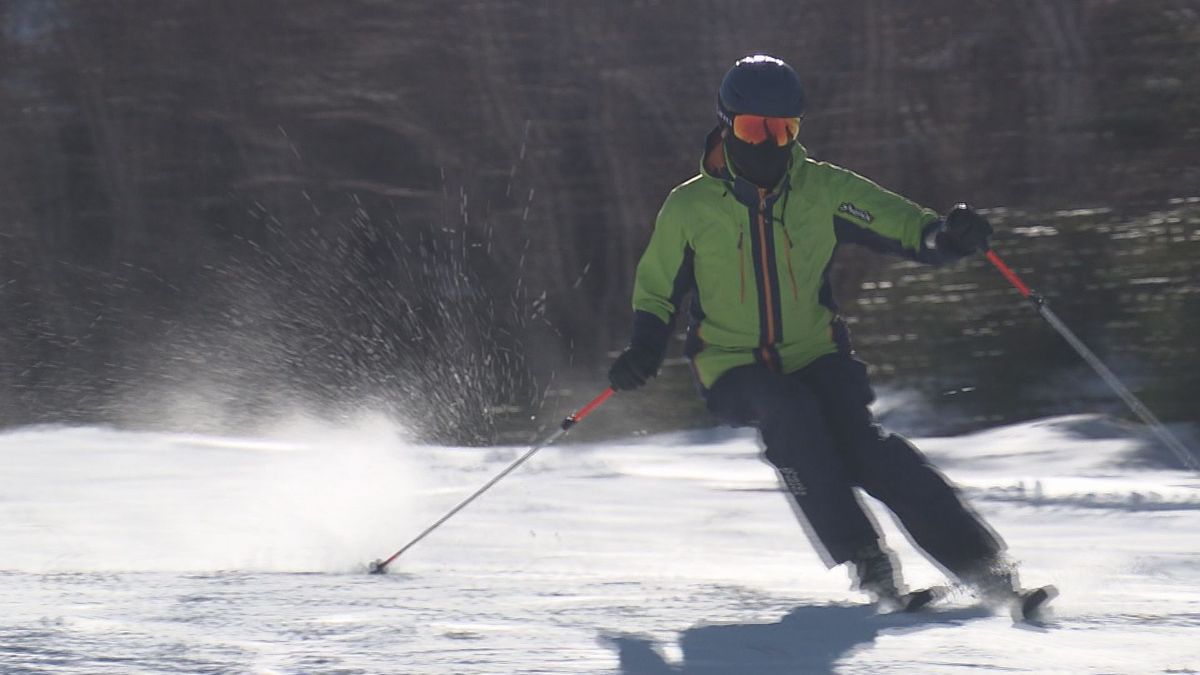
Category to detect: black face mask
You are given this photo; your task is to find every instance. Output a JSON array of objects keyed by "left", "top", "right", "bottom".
[{"left": 726, "top": 135, "right": 792, "bottom": 188}]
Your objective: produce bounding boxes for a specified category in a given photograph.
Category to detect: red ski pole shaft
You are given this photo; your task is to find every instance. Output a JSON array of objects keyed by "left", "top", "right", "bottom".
[
  {"left": 368, "top": 388, "right": 616, "bottom": 574},
  {"left": 985, "top": 249, "right": 1033, "bottom": 298},
  {"left": 985, "top": 247, "right": 1199, "bottom": 474}
]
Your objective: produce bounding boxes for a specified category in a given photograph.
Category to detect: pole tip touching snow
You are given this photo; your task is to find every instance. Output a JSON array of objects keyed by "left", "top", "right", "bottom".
[{"left": 363, "top": 387, "right": 617, "bottom": 574}]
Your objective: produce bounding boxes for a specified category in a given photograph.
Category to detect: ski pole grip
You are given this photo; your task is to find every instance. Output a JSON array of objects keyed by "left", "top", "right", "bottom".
[{"left": 986, "top": 249, "right": 1033, "bottom": 298}]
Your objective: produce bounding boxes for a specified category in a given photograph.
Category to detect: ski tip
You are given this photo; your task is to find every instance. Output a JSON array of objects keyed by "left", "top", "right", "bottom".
[
  {"left": 879, "top": 585, "right": 950, "bottom": 614},
  {"left": 1016, "top": 584, "right": 1059, "bottom": 622},
  {"left": 903, "top": 584, "right": 950, "bottom": 612}
]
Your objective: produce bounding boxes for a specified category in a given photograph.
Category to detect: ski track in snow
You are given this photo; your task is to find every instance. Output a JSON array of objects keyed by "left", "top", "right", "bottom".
[{"left": 1, "top": 413, "right": 1198, "bottom": 674}]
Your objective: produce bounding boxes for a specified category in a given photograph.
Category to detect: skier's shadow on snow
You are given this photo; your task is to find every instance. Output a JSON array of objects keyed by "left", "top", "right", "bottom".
[{"left": 604, "top": 603, "right": 991, "bottom": 675}]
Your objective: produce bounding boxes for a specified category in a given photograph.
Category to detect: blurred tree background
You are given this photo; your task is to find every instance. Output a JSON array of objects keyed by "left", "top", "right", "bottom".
[{"left": 1, "top": 0, "right": 1197, "bottom": 444}]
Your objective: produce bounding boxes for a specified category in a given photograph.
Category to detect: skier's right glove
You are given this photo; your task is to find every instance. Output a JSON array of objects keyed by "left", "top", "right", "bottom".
[
  {"left": 607, "top": 343, "right": 663, "bottom": 391},
  {"left": 938, "top": 204, "right": 993, "bottom": 256}
]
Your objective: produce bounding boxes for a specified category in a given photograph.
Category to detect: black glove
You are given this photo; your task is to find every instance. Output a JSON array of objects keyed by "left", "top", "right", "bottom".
[
  {"left": 938, "top": 204, "right": 993, "bottom": 256},
  {"left": 607, "top": 343, "right": 663, "bottom": 391}
]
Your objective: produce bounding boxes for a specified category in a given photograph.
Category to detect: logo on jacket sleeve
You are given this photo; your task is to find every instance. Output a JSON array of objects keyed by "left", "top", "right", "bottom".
[{"left": 838, "top": 202, "right": 874, "bottom": 223}]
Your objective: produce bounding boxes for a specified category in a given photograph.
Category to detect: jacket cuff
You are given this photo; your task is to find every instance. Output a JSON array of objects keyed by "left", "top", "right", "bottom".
[
  {"left": 630, "top": 309, "right": 672, "bottom": 357},
  {"left": 917, "top": 218, "right": 963, "bottom": 265}
]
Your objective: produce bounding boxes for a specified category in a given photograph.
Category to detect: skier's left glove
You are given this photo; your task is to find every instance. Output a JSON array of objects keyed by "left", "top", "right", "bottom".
[
  {"left": 607, "top": 343, "right": 663, "bottom": 391},
  {"left": 937, "top": 204, "right": 993, "bottom": 256}
]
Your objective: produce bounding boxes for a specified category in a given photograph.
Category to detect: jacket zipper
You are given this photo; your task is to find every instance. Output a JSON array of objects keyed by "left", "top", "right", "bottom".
[{"left": 756, "top": 189, "right": 776, "bottom": 367}]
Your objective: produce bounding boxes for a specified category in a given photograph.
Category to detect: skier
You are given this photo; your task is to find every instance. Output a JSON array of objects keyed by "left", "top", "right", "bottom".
[{"left": 608, "top": 54, "right": 1044, "bottom": 613}]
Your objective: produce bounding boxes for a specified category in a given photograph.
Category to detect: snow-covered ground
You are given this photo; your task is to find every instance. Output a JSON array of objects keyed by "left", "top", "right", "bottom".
[{"left": 1, "top": 411, "right": 1198, "bottom": 674}]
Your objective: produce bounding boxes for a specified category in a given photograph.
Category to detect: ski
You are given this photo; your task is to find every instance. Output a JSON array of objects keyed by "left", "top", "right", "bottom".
[
  {"left": 1014, "top": 584, "right": 1058, "bottom": 622},
  {"left": 885, "top": 585, "right": 949, "bottom": 613},
  {"left": 888, "top": 582, "right": 1058, "bottom": 621}
]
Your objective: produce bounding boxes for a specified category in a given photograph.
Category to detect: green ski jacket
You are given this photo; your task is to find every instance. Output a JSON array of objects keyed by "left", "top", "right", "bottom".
[{"left": 629, "top": 128, "right": 960, "bottom": 390}]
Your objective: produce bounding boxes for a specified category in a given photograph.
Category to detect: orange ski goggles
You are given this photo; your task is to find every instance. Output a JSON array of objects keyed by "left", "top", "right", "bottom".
[{"left": 730, "top": 114, "right": 802, "bottom": 146}]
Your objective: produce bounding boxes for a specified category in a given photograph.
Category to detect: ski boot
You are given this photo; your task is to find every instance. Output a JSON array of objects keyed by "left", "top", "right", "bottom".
[
  {"left": 960, "top": 556, "right": 1057, "bottom": 621},
  {"left": 850, "top": 542, "right": 941, "bottom": 612}
]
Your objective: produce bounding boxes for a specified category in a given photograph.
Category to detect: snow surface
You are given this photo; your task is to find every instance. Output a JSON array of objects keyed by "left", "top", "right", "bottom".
[{"left": 1, "top": 411, "right": 1199, "bottom": 674}]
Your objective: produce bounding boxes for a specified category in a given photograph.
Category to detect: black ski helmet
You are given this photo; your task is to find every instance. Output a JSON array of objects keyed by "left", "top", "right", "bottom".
[{"left": 717, "top": 54, "right": 806, "bottom": 124}]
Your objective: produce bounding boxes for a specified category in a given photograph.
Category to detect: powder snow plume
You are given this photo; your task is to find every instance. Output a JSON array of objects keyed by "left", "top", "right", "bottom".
[{"left": 0, "top": 413, "right": 433, "bottom": 573}]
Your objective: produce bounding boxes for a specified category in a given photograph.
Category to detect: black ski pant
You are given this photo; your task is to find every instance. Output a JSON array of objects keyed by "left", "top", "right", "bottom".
[{"left": 705, "top": 353, "right": 1002, "bottom": 576}]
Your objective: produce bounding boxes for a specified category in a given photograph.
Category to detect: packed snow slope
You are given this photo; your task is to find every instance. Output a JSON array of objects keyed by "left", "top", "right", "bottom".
[{"left": 1, "top": 411, "right": 1198, "bottom": 674}]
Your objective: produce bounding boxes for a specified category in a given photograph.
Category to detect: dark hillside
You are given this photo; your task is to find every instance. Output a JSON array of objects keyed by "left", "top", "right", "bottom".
[{"left": 2, "top": 1, "right": 1197, "bottom": 441}]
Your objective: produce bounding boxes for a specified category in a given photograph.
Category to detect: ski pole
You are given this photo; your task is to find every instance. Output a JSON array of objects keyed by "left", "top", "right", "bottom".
[
  {"left": 985, "top": 248, "right": 1199, "bottom": 473},
  {"left": 368, "top": 387, "right": 616, "bottom": 574}
]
